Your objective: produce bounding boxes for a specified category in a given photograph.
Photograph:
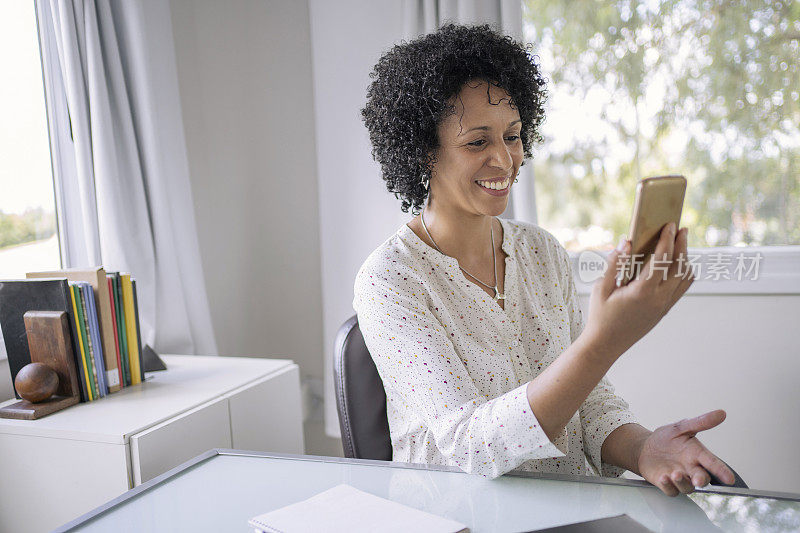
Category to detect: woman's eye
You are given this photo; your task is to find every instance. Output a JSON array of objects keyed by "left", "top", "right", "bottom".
[{"left": 467, "top": 136, "right": 519, "bottom": 147}]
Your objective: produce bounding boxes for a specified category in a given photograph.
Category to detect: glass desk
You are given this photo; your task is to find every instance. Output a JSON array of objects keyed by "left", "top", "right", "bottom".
[{"left": 56, "top": 449, "right": 800, "bottom": 533}]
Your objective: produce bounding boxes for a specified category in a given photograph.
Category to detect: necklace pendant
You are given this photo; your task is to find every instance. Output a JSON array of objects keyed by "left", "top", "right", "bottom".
[{"left": 495, "top": 291, "right": 505, "bottom": 301}]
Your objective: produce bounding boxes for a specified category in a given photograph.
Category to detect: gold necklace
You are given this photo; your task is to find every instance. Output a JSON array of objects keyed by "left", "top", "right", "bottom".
[{"left": 420, "top": 211, "right": 505, "bottom": 301}]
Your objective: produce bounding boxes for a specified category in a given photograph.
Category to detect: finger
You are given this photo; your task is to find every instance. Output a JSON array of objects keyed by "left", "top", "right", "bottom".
[
  {"left": 677, "top": 226, "right": 689, "bottom": 254},
  {"left": 699, "top": 451, "right": 736, "bottom": 486},
  {"left": 688, "top": 466, "right": 711, "bottom": 489},
  {"left": 675, "top": 409, "right": 727, "bottom": 435},
  {"left": 598, "top": 238, "right": 630, "bottom": 297},
  {"left": 671, "top": 470, "right": 695, "bottom": 494},
  {"left": 643, "top": 222, "right": 677, "bottom": 285},
  {"left": 656, "top": 473, "right": 680, "bottom": 497},
  {"left": 629, "top": 250, "right": 651, "bottom": 285},
  {"left": 666, "top": 266, "right": 696, "bottom": 310},
  {"left": 665, "top": 227, "right": 689, "bottom": 284}
]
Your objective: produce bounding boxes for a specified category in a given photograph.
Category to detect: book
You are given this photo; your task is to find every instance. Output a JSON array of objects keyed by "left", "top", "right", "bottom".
[
  {"left": 68, "top": 284, "right": 91, "bottom": 401},
  {"left": 110, "top": 273, "right": 130, "bottom": 387},
  {"left": 68, "top": 284, "right": 92, "bottom": 401},
  {"left": 0, "top": 278, "right": 82, "bottom": 399},
  {"left": 131, "top": 279, "right": 145, "bottom": 383},
  {"left": 248, "top": 484, "right": 469, "bottom": 533},
  {"left": 120, "top": 274, "right": 141, "bottom": 385},
  {"left": 72, "top": 283, "right": 98, "bottom": 399},
  {"left": 106, "top": 276, "right": 124, "bottom": 388},
  {"left": 77, "top": 284, "right": 99, "bottom": 398},
  {"left": 27, "top": 268, "right": 121, "bottom": 392},
  {"left": 81, "top": 282, "right": 108, "bottom": 396}
]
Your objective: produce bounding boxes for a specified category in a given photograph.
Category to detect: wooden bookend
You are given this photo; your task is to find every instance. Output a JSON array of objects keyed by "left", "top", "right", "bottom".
[{"left": 0, "top": 311, "right": 81, "bottom": 420}]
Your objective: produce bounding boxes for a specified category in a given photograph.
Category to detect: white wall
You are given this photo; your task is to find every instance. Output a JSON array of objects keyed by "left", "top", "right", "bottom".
[
  {"left": 168, "top": 0, "right": 339, "bottom": 456},
  {"left": 307, "top": 0, "right": 412, "bottom": 440},
  {"left": 594, "top": 293, "right": 800, "bottom": 494}
]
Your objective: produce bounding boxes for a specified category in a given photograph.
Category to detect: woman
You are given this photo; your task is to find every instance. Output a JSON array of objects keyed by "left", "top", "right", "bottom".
[{"left": 354, "top": 23, "right": 734, "bottom": 496}]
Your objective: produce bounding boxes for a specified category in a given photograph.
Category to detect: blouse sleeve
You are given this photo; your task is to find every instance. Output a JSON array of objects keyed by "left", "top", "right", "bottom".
[
  {"left": 353, "top": 257, "right": 568, "bottom": 479},
  {"left": 555, "top": 243, "right": 639, "bottom": 477}
]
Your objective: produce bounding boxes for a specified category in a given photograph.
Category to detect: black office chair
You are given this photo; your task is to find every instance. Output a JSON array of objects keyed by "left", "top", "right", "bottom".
[
  {"left": 333, "top": 314, "right": 392, "bottom": 460},
  {"left": 332, "top": 314, "right": 747, "bottom": 487}
]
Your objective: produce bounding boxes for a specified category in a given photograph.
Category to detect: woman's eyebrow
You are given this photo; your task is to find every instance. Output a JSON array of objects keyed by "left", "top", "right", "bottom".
[{"left": 458, "top": 119, "right": 522, "bottom": 136}]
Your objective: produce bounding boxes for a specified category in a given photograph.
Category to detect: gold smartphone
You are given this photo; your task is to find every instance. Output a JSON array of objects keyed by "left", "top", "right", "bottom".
[{"left": 619, "top": 175, "right": 687, "bottom": 285}]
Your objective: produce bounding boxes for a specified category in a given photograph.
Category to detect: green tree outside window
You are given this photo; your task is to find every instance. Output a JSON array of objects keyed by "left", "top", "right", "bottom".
[{"left": 524, "top": 0, "right": 799, "bottom": 251}]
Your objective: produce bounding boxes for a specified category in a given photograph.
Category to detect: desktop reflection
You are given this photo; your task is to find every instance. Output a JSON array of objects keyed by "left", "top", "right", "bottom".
[
  {"left": 386, "top": 466, "right": 727, "bottom": 532},
  {"left": 689, "top": 492, "right": 800, "bottom": 533},
  {"left": 62, "top": 453, "right": 800, "bottom": 533}
]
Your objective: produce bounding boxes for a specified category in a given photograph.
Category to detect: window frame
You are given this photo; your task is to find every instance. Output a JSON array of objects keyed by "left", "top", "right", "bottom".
[
  {"left": 567, "top": 245, "right": 800, "bottom": 296},
  {"left": 36, "top": 0, "right": 74, "bottom": 270}
]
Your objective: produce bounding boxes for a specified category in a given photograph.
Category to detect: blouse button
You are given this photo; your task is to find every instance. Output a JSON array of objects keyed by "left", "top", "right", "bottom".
[{"left": 511, "top": 340, "right": 520, "bottom": 347}]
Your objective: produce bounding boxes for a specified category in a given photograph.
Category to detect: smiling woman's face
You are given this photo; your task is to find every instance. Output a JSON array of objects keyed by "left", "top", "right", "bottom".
[{"left": 428, "top": 79, "right": 524, "bottom": 217}]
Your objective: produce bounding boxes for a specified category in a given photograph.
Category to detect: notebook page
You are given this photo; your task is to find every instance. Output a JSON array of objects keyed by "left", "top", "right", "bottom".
[{"left": 249, "top": 484, "right": 469, "bottom": 533}]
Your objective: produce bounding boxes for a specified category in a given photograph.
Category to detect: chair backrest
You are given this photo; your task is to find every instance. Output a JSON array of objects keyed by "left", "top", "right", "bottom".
[{"left": 333, "top": 314, "right": 392, "bottom": 460}]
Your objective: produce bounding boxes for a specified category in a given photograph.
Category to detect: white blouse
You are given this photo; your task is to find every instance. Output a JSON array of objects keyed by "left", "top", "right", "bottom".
[{"left": 352, "top": 217, "right": 638, "bottom": 479}]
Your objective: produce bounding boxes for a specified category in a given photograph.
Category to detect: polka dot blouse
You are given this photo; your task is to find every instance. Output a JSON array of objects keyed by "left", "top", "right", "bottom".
[{"left": 352, "top": 217, "right": 638, "bottom": 479}]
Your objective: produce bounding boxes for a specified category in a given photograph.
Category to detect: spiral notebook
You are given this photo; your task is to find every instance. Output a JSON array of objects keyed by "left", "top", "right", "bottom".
[{"left": 248, "top": 484, "right": 469, "bottom": 533}]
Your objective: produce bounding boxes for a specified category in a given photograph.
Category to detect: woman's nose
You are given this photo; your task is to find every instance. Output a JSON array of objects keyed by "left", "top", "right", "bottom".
[{"left": 488, "top": 140, "right": 514, "bottom": 171}]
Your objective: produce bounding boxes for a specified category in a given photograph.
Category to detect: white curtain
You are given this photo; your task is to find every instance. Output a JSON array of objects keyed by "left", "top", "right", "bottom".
[
  {"left": 36, "top": 0, "right": 217, "bottom": 356},
  {"left": 402, "top": 0, "right": 539, "bottom": 225}
]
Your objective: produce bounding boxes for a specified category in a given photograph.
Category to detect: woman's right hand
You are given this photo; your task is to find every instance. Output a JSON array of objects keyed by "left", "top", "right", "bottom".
[{"left": 581, "top": 222, "right": 695, "bottom": 363}]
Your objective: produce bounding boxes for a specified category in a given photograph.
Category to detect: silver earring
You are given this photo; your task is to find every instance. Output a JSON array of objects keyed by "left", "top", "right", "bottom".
[{"left": 421, "top": 175, "right": 430, "bottom": 192}]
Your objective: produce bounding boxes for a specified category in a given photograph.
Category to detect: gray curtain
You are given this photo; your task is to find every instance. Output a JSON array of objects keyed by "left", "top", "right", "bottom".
[
  {"left": 36, "top": 0, "right": 217, "bottom": 356},
  {"left": 401, "top": 0, "right": 538, "bottom": 224}
]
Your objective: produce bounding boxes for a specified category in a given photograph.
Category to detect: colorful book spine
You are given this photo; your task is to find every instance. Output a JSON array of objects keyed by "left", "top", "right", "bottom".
[
  {"left": 62, "top": 286, "right": 88, "bottom": 402},
  {"left": 82, "top": 282, "right": 108, "bottom": 397},
  {"left": 77, "top": 285, "right": 100, "bottom": 399},
  {"left": 71, "top": 283, "right": 95, "bottom": 401},
  {"left": 121, "top": 274, "right": 141, "bottom": 385},
  {"left": 69, "top": 284, "right": 92, "bottom": 402},
  {"left": 132, "top": 279, "right": 145, "bottom": 383},
  {"left": 113, "top": 274, "right": 130, "bottom": 387},
  {"left": 107, "top": 276, "right": 124, "bottom": 389},
  {"left": 25, "top": 268, "right": 123, "bottom": 393}
]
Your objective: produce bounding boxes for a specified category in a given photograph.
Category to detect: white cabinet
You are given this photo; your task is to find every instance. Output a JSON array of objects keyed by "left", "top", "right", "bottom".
[{"left": 0, "top": 355, "right": 304, "bottom": 533}]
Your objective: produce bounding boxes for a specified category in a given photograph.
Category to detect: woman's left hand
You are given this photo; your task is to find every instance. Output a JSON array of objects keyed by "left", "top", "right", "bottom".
[{"left": 636, "top": 409, "right": 736, "bottom": 496}]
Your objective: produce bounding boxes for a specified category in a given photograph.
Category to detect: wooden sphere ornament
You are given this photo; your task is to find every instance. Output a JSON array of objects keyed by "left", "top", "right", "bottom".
[
  {"left": 0, "top": 311, "right": 81, "bottom": 420},
  {"left": 15, "top": 362, "right": 59, "bottom": 403}
]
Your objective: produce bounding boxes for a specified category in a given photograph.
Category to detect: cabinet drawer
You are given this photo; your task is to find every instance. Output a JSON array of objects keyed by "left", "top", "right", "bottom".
[
  {"left": 129, "top": 396, "right": 231, "bottom": 485},
  {"left": 227, "top": 364, "right": 304, "bottom": 454}
]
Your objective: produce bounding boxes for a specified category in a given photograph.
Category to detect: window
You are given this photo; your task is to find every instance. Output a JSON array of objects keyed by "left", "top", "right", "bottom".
[
  {"left": 0, "top": 0, "right": 61, "bottom": 280},
  {"left": 523, "top": 0, "right": 799, "bottom": 293}
]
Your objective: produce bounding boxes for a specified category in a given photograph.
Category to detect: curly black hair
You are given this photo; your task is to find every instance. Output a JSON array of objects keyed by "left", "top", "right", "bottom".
[{"left": 361, "top": 23, "right": 547, "bottom": 215}]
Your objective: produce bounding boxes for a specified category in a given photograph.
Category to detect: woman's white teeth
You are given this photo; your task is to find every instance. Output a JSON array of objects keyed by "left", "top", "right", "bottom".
[{"left": 477, "top": 178, "right": 509, "bottom": 190}]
